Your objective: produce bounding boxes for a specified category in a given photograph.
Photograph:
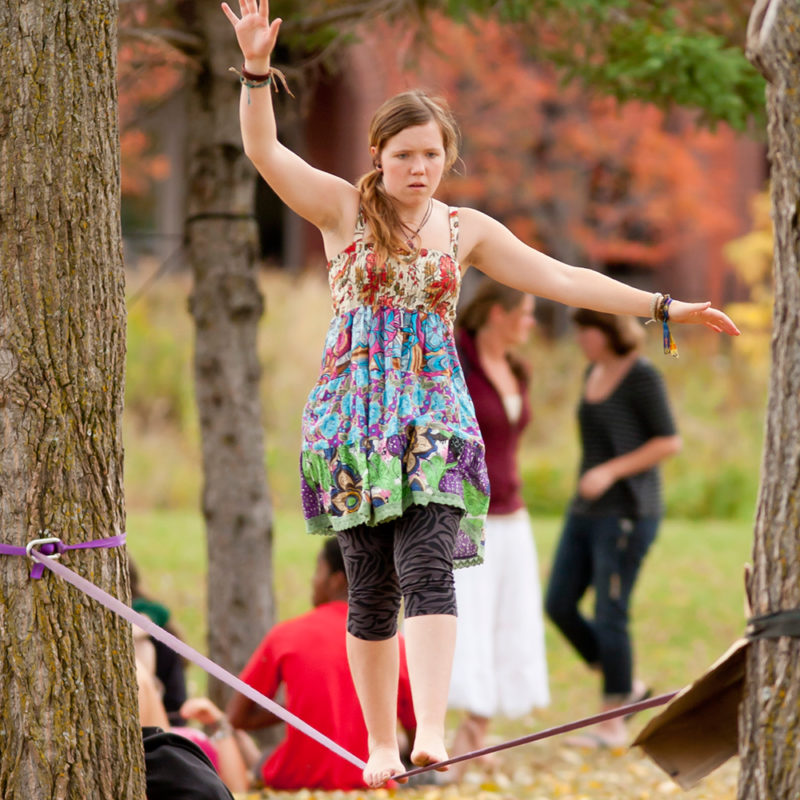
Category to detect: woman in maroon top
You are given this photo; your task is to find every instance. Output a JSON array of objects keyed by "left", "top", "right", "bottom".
[{"left": 447, "top": 280, "right": 550, "bottom": 772}]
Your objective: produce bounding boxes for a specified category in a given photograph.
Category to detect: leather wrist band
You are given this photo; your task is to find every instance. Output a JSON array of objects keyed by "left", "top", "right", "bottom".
[
  {"left": 228, "top": 65, "right": 295, "bottom": 98},
  {"left": 241, "top": 63, "right": 271, "bottom": 82}
]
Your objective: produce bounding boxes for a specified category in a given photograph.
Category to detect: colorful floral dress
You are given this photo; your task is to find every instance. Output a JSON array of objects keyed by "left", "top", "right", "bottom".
[{"left": 300, "top": 208, "right": 489, "bottom": 566}]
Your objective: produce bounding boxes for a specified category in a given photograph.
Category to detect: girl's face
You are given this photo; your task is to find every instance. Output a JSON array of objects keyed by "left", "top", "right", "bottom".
[
  {"left": 576, "top": 324, "right": 613, "bottom": 362},
  {"left": 372, "top": 120, "right": 446, "bottom": 206}
]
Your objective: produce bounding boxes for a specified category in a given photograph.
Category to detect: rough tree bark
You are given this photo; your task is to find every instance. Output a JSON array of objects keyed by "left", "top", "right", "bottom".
[
  {"left": 179, "top": 1, "right": 275, "bottom": 703},
  {"left": 739, "top": 1, "right": 800, "bottom": 798},
  {"left": 0, "top": 3, "right": 145, "bottom": 799}
]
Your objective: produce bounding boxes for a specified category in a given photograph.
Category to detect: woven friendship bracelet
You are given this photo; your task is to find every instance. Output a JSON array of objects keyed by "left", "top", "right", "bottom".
[
  {"left": 645, "top": 292, "right": 678, "bottom": 357},
  {"left": 228, "top": 64, "right": 295, "bottom": 102},
  {"left": 660, "top": 295, "right": 678, "bottom": 357}
]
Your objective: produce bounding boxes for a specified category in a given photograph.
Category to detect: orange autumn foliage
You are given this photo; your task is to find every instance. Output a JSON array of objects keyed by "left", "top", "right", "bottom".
[
  {"left": 396, "top": 15, "right": 742, "bottom": 273},
  {"left": 118, "top": 5, "right": 187, "bottom": 196}
]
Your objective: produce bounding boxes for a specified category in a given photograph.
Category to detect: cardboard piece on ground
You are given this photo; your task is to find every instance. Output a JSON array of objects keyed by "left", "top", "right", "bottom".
[{"left": 632, "top": 638, "right": 748, "bottom": 790}]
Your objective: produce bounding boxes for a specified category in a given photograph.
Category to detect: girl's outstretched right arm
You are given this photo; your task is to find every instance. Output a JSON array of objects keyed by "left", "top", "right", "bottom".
[{"left": 221, "top": 0, "right": 358, "bottom": 237}]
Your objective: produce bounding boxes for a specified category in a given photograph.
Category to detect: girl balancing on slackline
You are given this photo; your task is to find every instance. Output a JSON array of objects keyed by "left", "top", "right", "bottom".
[{"left": 221, "top": 0, "right": 740, "bottom": 788}]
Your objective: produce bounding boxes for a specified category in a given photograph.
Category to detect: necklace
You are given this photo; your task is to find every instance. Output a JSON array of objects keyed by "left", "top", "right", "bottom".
[{"left": 400, "top": 199, "right": 433, "bottom": 250}]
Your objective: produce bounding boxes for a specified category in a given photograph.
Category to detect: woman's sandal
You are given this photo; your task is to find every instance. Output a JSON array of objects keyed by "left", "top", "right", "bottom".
[
  {"left": 565, "top": 731, "right": 627, "bottom": 750},
  {"left": 623, "top": 685, "right": 653, "bottom": 720}
]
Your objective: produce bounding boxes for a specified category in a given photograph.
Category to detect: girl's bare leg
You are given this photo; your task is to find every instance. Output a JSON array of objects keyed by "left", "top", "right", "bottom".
[
  {"left": 346, "top": 632, "right": 407, "bottom": 787},
  {"left": 404, "top": 613, "right": 457, "bottom": 769}
]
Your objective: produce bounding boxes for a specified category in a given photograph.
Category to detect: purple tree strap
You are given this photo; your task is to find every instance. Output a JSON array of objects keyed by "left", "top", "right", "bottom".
[
  {"left": 27, "top": 548, "right": 367, "bottom": 771},
  {"left": 0, "top": 534, "right": 128, "bottom": 579}
]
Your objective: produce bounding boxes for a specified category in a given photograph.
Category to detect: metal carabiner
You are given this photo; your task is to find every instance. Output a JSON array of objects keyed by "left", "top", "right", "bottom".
[{"left": 25, "top": 536, "right": 63, "bottom": 560}]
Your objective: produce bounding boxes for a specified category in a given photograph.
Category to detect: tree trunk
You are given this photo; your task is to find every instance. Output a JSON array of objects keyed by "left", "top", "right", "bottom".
[
  {"left": 0, "top": 4, "right": 145, "bottom": 799},
  {"left": 181, "top": 2, "right": 275, "bottom": 705},
  {"left": 739, "top": 1, "right": 800, "bottom": 798}
]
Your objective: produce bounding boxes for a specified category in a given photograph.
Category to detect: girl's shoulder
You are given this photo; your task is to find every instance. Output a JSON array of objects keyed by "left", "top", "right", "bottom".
[
  {"left": 452, "top": 206, "right": 517, "bottom": 262},
  {"left": 455, "top": 205, "right": 491, "bottom": 228},
  {"left": 450, "top": 206, "right": 490, "bottom": 261}
]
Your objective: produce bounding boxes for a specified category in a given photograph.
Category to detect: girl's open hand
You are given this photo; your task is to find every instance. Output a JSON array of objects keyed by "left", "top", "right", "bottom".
[
  {"left": 221, "top": 0, "right": 281, "bottom": 67},
  {"left": 667, "top": 300, "right": 740, "bottom": 335}
]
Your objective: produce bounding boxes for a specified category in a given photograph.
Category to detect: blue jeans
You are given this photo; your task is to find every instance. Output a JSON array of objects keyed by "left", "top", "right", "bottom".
[{"left": 544, "top": 513, "right": 658, "bottom": 697}]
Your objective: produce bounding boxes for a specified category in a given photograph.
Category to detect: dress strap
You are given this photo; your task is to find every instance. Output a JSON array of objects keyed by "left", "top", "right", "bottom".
[{"left": 447, "top": 207, "right": 460, "bottom": 261}]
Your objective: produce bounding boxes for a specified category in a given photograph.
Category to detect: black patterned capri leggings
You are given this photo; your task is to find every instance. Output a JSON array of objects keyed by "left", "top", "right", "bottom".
[{"left": 336, "top": 502, "right": 463, "bottom": 641}]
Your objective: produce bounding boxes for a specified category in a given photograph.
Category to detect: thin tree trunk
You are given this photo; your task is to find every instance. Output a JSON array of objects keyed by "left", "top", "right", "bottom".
[
  {"left": 181, "top": 2, "right": 275, "bottom": 705},
  {"left": 0, "top": 4, "right": 145, "bottom": 799},
  {"left": 739, "top": 1, "right": 800, "bottom": 797}
]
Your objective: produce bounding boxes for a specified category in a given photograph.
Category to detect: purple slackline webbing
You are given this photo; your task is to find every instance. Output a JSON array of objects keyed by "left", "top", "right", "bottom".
[
  {"left": 25, "top": 548, "right": 367, "bottom": 771},
  {"left": 392, "top": 690, "right": 679, "bottom": 781},
  {"left": 7, "top": 541, "right": 678, "bottom": 780},
  {"left": 0, "top": 534, "right": 128, "bottom": 579}
]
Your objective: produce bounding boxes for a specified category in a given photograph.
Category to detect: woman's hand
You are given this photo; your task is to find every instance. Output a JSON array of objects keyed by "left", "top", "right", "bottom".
[
  {"left": 578, "top": 464, "right": 617, "bottom": 501},
  {"left": 667, "top": 300, "right": 740, "bottom": 335},
  {"left": 221, "top": 0, "right": 282, "bottom": 70},
  {"left": 179, "top": 696, "right": 225, "bottom": 726}
]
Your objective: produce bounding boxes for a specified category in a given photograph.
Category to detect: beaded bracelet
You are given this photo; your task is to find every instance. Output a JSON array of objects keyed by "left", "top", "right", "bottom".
[{"left": 648, "top": 292, "right": 663, "bottom": 323}]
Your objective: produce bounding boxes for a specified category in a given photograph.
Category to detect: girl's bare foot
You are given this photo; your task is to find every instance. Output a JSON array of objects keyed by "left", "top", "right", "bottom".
[
  {"left": 411, "top": 726, "right": 449, "bottom": 771},
  {"left": 363, "top": 745, "right": 406, "bottom": 788}
]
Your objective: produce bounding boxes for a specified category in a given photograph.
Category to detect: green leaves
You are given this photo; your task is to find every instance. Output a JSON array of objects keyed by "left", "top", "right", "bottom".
[
  {"left": 233, "top": 0, "right": 766, "bottom": 129},
  {"left": 463, "top": 0, "right": 764, "bottom": 130},
  {"left": 549, "top": 18, "right": 765, "bottom": 130}
]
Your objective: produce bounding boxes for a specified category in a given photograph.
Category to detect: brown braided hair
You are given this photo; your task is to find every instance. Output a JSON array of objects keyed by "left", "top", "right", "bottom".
[{"left": 356, "top": 90, "right": 460, "bottom": 266}]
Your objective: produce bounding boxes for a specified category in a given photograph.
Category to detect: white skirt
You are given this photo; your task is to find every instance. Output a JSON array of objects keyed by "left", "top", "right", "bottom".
[{"left": 448, "top": 509, "right": 550, "bottom": 718}]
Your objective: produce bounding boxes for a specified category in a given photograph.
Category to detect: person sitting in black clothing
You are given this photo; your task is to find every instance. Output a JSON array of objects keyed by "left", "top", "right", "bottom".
[
  {"left": 129, "top": 557, "right": 188, "bottom": 725},
  {"left": 143, "top": 726, "right": 236, "bottom": 800}
]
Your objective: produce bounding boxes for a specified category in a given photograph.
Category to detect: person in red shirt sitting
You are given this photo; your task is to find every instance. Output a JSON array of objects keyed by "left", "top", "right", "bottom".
[{"left": 226, "top": 537, "right": 417, "bottom": 790}]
